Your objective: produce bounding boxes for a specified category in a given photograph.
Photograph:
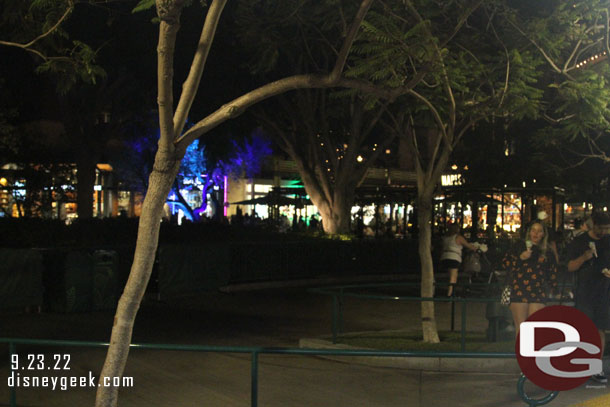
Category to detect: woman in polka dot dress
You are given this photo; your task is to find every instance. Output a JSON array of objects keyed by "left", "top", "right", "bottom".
[{"left": 502, "top": 220, "right": 558, "bottom": 335}]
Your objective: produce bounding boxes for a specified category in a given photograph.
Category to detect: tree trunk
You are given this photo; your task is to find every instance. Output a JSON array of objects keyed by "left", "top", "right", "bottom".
[
  {"left": 76, "top": 154, "right": 97, "bottom": 219},
  {"left": 310, "top": 188, "right": 353, "bottom": 235},
  {"left": 95, "top": 152, "right": 180, "bottom": 407},
  {"left": 417, "top": 192, "right": 440, "bottom": 343},
  {"left": 319, "top": 202, "right": 351, "bottom": 234}
]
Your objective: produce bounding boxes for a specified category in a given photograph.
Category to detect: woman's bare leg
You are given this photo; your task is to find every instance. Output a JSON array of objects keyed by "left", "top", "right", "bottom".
[
  {"left": 527, "top": 302, "right": 544, "bottom": 318},
  {"left": 447, "top": 269, "right": 458, "bottom": 296},
  {"left": 509, "top": 302, "right": 529, "bottom": 336}
]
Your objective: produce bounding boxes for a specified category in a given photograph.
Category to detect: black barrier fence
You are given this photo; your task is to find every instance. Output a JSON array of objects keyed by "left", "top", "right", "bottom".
[{"left": 1, "top": 240, "right": 421, "bottom": 310}]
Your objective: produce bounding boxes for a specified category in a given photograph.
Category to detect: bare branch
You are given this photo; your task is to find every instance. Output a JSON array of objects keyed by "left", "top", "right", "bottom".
[
  {"left": 329, "top": 0, "right": 375, "bottom": 82},
  {"left": 173, "top": 0, "right": 228, "bottom": 138},
  {"left": 605, "top": 10, "right": 610, "bottom": 57},
  {"left": 0, "top": 0, "right": 75, "bottom": 51},
  {"left": 407, "top": 89, "right": 452, "bottom": 152},
  {"left": 0, "top": 0, "right": 75, "bottom": 61},
  {"left": 542, "top": 113, "right": 577, "bottom": 124},
  {"left": 506, "top": 17, "right": 566, "bottom": 76},
  {"left": 175, "top": 0, "right": 376, "bottom": 153},
  {"left": 404, "top": 0, "right": 456, "bottom": 129},
  {"left": 156, "top": 10, "right": 183, "bottom": 154},
  {"left": 487, "top": 17, "right": 510, "bottom": 108},
  {"left": 439, "top": 0, "right": 485, "bottom": 48}
]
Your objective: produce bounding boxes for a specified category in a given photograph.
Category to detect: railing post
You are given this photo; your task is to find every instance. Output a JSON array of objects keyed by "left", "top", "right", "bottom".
[
  {"left": 338, "top": 288, "right": 344, "bottom": 335},
  {"left": 8, "top": 341, "right": 16, "bottom": 407},
  {"left": 450, "top": 294, "right": 455, "bottom": 332},
  {"left": 9, "top": 342, "right": 16, "bottom": 407},
  {"left": 460, "top": 299, "right": 467, "bottom": 352},
  {"left": 332, "top": 294, "right": 338, "bottom": 344},
  {"left": 251, "top": 350, "right": 259, "bottom": 407},
  {"left": 331, "top": 289, "right": 345, "bottom": 344}
]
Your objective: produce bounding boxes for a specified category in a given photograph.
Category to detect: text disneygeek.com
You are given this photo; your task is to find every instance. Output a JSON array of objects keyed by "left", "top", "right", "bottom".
[{"left": 8, "top": 372, "right": 134, "bottom": 391}]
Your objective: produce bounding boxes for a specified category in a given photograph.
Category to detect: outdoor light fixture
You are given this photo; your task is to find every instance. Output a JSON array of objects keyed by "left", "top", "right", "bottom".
[
  {"left": 451, "top": 164, "right": 458, "bottom": 170},
  {"left": 385, "top": 149, "right": 391, "bottom": 154},
  {"left": 96, "top": 163, "right": 113, "bottom": 172},
  {"left": 356, "top": 155, "right": 364, "bottom": 162}
]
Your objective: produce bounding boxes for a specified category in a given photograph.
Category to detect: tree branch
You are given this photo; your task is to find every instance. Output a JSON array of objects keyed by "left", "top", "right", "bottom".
[
  {"left": 175, "top": 0, "right": 376, "bottom": 153},
  {"left": 439, "top": 0, "right": 485, "bottom": 48},
  {"left": 156, "top": 15, "right": 182, "bottom": 154},
  {"left": 173, "top": 0, "right": 228, "bottom": 138},
  {"left": 0, "top": 0, "right": 75, "bottom": 52},
  {"left": 405, "top": 0, "right": 455, "bottom": 130},
  {"left": 506, "top": 17, "right": 565, "bottom": 76},
  {"left": 605, "top": 10, "right": 610, "bottom": 57},
  {"left": 329, "top": 0, "right": 375, "bottom": 82},
  {"left": 407, "top": 89, "right": 452, "bottom": 152}
]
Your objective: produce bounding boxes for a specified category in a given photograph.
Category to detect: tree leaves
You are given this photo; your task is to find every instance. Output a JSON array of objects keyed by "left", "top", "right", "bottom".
[
  {"left": 132, "top": 0, "right": 156, "bottom": 14},
  {"left": 0, "top": 0, "right": 105, "bottom": 93}
]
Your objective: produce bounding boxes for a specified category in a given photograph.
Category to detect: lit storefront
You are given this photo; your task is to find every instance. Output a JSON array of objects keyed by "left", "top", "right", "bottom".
[{"left": 435, "top": 186, "right": 565, "bottom": 238}]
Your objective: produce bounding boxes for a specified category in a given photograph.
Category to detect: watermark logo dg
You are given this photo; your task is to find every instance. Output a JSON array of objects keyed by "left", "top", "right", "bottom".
[{"left": 516, "top": 305, "right": 602, "bottom": 391}]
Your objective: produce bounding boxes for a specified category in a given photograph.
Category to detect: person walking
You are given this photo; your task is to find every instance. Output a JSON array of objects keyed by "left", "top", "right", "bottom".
[
  {"left": 567, "top": 211, "right": 610, "bottom": 384},
  {"left": 503, "top": 220, "right": 558, "bottom": 335},
  {"left": 440, "top": 223, "right": 480, "bottom": 296}
]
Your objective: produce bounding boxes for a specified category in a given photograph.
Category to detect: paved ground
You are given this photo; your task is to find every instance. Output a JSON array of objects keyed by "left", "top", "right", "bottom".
[{"left": 1, "top": 284, "right": 609, "bottom": 406}]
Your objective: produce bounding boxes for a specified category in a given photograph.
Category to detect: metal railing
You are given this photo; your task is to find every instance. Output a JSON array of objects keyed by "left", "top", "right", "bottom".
[
  {"left": 310, "top": 282, "right": 508, "bottom": 350},
  {"left": 310, "top": 281, "right": 573, "bottom": 350},
  {"left": 0, "top": 337, "right": 527, "bottom": 407}
]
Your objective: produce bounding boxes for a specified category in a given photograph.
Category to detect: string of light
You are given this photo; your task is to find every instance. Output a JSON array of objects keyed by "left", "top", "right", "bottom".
[{"left": 575, "top": 51, "right": 607, "bottom": 69}]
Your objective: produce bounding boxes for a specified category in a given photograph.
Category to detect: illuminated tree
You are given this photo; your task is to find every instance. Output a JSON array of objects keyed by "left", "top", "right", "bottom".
[{"left": 173, "top": 130, "right": 272, "bottom": 220}]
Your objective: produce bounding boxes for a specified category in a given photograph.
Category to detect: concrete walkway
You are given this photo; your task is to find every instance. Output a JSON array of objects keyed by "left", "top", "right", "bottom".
[{"left": 1, "top": 284, "right": 609, "bottom": 406}]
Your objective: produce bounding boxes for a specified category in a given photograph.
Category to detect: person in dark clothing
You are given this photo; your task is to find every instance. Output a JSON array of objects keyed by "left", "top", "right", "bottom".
[{"left": 567, "top": 211, "right": 610, "bottom": 384}]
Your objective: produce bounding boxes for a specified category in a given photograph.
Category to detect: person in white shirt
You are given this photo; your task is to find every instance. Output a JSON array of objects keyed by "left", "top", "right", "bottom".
[{"left": 440, "top": 223, "right": 480, "bottom": 296}]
